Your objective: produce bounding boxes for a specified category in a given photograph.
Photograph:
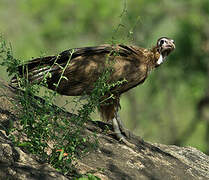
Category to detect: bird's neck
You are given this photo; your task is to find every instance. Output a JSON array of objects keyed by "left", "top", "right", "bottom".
[{"left": 147, "top": 46, "right": 161, "bottom": 70}]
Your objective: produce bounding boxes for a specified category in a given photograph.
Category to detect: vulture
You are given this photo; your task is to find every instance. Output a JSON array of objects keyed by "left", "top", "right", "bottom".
[{"left": 11, "top": 37, "right": 175, "bottom": 147}]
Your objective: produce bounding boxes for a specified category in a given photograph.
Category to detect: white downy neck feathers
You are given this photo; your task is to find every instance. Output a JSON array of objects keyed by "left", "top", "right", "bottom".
[{"left": 157, "top": 54, "right": 164, "bottom": 65}]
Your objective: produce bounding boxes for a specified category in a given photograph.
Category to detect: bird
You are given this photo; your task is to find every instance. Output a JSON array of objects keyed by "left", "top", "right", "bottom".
[{"left": 11, "top": 37, "right": 175, "bottom": 147}]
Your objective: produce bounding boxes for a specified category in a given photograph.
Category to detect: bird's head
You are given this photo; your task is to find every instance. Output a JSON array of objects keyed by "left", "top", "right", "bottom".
[{"left": 156, "top": 37, "right": 175, "bottom": 65}]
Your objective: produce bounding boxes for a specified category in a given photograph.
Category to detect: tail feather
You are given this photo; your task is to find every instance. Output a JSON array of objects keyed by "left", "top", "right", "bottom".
[
  {"left": 11, "top": 55, "right": 62, "bottom": 86},
  {"left": 28, "top": 65, "right": 60, "bottom": 83},
  {"left": 10, "top": 48, "right": 75, "bottom": 87}
]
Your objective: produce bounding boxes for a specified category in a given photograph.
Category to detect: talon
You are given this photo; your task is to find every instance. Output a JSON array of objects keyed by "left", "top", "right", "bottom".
[{"left": 119, "top": 136, "right": 136, "bottom": 148}]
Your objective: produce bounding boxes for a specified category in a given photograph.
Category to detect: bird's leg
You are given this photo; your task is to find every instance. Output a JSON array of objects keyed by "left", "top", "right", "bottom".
[
  {"left": 114, "top": 112, "right": 130, "bottom": 137},
  {"left": 112, "top": 116, "right": 126, "bottom": 140},
  {"left": 112, "top": 112, "right": 135, "bottom": 148}
]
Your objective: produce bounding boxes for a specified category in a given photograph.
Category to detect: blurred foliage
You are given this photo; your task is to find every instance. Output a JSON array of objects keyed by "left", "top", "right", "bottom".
[{"left": 0, "top": 0, "right": 209, "bottom": 153}]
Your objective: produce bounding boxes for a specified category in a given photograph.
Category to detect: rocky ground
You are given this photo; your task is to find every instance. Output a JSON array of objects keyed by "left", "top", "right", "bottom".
[{"left": 0, "top": 78, "right": 209, "bottom": 180}]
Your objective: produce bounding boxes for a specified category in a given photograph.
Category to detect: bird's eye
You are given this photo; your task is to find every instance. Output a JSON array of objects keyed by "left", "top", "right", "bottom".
[{"left": 160, "top": 40, "right": 164, "bottom": 46}]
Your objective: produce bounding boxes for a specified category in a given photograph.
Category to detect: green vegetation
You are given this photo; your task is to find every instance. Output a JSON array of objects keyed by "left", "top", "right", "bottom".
[
  {"left": 0, "top": 35, "right": 124, "bottom": 178},
  {"left": 0, "top": 0, "right": 208, "bottom": 160},
  {"left": 0, "top": 38, "right": 100, "bottom": 176},
  {"left": 78, "top": 173, "right": 101, "bottom": 180}
]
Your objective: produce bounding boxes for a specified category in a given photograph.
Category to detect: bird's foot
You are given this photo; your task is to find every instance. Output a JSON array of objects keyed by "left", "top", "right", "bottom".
[
  {"left": 118, "top": 125, "right": 132, "bottom": 139},
  {"left": 118, "top": 133, "right": 136, "bottom": 148},
  {"left": 112, "top": 117, "right": 136, "bottom": 148}
]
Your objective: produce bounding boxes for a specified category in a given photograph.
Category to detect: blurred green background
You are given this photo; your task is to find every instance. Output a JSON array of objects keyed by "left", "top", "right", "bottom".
[{"left": 1, "top": 0, "right": 209, "bottom": 153}]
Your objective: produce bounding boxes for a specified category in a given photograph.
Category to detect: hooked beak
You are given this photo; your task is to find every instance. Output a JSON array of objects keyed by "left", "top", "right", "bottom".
[
  {"left": 166, "top": 39, "right": 175, "bottom": 50},
  {"left": 162, "top": 39, "right": 175, "bottom": 56}
]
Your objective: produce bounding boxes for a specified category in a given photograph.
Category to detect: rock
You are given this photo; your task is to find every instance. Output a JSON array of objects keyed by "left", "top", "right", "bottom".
[
  {"left": 0, "top": 130, "right": 68, "bottom": 180},
  {"left": 0, "top": 77, "right": 209, "bottom": 180}
]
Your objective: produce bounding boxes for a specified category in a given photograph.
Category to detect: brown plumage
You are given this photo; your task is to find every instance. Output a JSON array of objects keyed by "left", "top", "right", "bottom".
[{"left": 12, "top": 37, "right": 175, "bottom": 146}]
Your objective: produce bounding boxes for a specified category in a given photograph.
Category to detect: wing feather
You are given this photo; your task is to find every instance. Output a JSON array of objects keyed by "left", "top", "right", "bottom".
[{"left": 13, "top": 44, "right": 146, "bottom": 96}]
